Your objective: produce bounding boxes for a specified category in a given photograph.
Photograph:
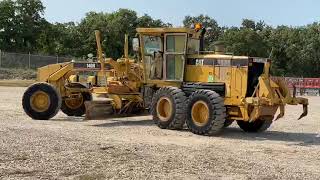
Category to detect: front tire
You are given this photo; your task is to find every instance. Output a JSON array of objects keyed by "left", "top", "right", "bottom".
[
  {"left": 186, "top": 90, "right": 226, "bottom": 136},
  {"left": 151, "top": 87, "right": 187, "bottom": 130},
  {"left": 22, "top": 83, "right": 62, "bottom": 120}
]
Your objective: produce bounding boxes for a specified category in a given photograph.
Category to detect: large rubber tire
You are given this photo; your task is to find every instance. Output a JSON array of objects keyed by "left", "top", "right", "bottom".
[
  {"left": 237, "top": 116, "right": 273, "bottom": 133},
  {"left": 151, "top": 87, "right": 187, "bottom": 130},
  {"left": 61, "top": 84, "right": 92, "bottom": 117},
  {"left": 22, "top": 83, "right": 62, "bottom": 120},
  {"left": 142, "top": 86, "right": 155, "bottom": 110},
  {"left": 186, "top": 90, "right": 226, "bottom": 136}
]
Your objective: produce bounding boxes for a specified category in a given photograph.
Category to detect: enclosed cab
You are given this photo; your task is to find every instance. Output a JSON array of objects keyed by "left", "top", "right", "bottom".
[{"left": 135, "top": 27, "right": 308, "bottom": 135}]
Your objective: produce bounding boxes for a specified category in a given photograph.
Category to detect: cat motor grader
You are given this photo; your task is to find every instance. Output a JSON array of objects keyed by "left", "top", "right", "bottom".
[
  {"left": 22, "top": 26, "right": 308, "bottom": 135},
  {"left": 134, "top": 26, "right": 308, "bottom": 135},
  {"left": 22, "top": 31, "right": 144, "bottom": 120}
]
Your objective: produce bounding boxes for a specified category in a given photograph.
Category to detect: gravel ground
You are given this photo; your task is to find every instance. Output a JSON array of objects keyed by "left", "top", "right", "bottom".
[{"left": 0, "top": 86, "right": 319, "bottom": 180}]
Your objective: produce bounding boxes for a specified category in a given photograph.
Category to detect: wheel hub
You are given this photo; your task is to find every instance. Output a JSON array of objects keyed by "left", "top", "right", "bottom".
[
  {"left": 30, "top": 91, "right": 50, "bottom": 112},
  {"left": 156, "top": 97, "right": 173, "bottom": 122},
  {"left": 191, "top": 101, "right": 209, "bottom": 127},
  {"left": 65, "top": 94, "right": 84, "bottom": 110}
]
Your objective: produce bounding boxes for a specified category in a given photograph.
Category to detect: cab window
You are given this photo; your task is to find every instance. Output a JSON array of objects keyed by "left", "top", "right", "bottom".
[
  {"left": 166, "top": 35, "right": 186, "bottom": 53},
  {"left": 143, "top": 36, "right": 164, "bottom": 80},
  {"left": 165, "top": 34, "right": 186, "bottom": 81},
  {"left": 143, "top": 36, "right": 162, "bottom": 55},
  {"left": 187, "top": 38, "right": 200, "bottom": 54}
]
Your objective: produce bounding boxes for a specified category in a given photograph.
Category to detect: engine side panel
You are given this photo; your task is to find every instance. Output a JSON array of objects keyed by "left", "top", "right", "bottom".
[{"left": 184, "top": 58, "right": 248, "bottom": 99}]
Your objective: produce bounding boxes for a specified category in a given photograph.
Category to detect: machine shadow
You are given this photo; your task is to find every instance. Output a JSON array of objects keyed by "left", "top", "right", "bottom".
[
  {"left": 51, "top": 117, "right": 319, "bottom": 146},
  {"left": 50, "top": 113, "right": 151, "bottom": 122},
  {"left": 49, "top": 116, "right": 87, "bottom": 122},
  {"left": 222, "top": 127, "right": 320, "bottom": 146},
  {"left": 92, "top": 119, "right": 154, "bottom": 128}
]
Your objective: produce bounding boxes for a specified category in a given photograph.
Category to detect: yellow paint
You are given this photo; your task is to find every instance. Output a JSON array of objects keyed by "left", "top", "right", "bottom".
[
  {"left": 156, "top": 97, "right": 173, "bottom": 122},
  {"left": 230, "top": 67, "right": 248, "bottom": 98},
  {"left": 91, "top": 87, "right": 109, "bottom": 94},
  {"left": 37, "top": 63, "right": 70, "bottom": 82},
  {"left": 185, "top": 66, "right": 213, "bottom": 82},
  {"left": 108, "top": 94, "right": 122, "bottom": 110},
  {"left": 31, "top": 27, "right": 309, "bottom": 122},
  {"left": 191, "top": 100, "right": 209, "bottom": 126},
  {"left": 137, "top": 28, "right": 197, "bottom": 35},
  {"left": 69, "top": 75, "right": 78, "bottom": 83},
  {"left": 185, "top": 65, "right": 248, "bottom": 100},
  {"left": 65, "top": 95, "right": 83, "bottom": 110},
  {"left": 87, "top": 76, "right": 96, "bottom": 85},
  {"left": 47, "top": 63, "right": 74, "bottom": 82},
  {"left": 30, "top": 91, "right": 50, "bottom": 112},
  {"left": 145, "top": 79, "right": 181, "bottom": 88}
]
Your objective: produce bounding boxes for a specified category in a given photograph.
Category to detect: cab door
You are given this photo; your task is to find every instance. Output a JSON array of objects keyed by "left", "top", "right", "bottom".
[
  {"left": 164, "top": 33, "right": 187, "bottom": 81},
  {"left": 141, "top": 35, "right": 163, "bottom": 82}
]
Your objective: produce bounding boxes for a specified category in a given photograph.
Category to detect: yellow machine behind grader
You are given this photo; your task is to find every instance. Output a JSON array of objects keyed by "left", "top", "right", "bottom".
[{"left": 22, "top": 26, "right": 309, "bottom": 136}]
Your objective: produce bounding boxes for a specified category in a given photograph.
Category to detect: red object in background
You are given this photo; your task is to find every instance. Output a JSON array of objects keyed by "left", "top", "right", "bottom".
[
  {"left": 303, "top": 78, "right": 320, "bottom": 89},
  {"left": 276, "top": 77, "right": 320, "bottom": 89}
]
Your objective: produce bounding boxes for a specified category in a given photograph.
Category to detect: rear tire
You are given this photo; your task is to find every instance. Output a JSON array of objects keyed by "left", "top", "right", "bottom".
[
  {"left": 22, "top": 83, "right": 62, "bottom": 120},
  {"left": 186, "top": 90, "right": 226, "bottom": 136},
  {"left": 151, "top": 87, "right": 187, "bottom": 130},
  {"left": 237, "top": 116, "right": 273, "bottom": 133}
]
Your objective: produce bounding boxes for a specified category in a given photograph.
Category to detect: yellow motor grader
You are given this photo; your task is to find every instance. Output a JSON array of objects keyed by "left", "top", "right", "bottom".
[
  {"left": 22, "top": 31, "right": 144, "bottom": 120},
  {"left": 22, "top": 26, "right": 308, "bottom": 136}
]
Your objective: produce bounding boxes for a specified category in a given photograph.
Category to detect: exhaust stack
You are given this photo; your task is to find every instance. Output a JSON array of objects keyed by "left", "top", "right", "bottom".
[{"left": 214, "top": 41, "right": 225, "bottom": 55}]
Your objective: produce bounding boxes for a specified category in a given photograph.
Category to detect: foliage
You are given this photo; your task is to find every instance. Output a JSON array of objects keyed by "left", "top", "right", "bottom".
[
  {"left": 183, "top": 15, "right": 221, "bottom": 50},
  {"left": 0, "top": 0, "right": 46, "bottom": 53},
  {"left": 219, "top": 20, "right": 320, "bottom": 77}
]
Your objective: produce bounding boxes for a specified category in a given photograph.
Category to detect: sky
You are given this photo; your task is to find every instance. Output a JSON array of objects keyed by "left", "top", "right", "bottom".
[{"left": 42, "top": 0, "right": 320, "bottom": 27}]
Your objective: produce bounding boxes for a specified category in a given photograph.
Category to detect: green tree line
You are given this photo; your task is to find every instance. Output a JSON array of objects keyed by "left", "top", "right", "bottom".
[{"left": 1, "top": 0, "right": 319, "bottom": 77}]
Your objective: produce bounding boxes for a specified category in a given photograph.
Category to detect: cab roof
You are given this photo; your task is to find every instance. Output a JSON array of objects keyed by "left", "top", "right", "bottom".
[{"left": 136, "top": 28, "right": 196, "bottom": 34}]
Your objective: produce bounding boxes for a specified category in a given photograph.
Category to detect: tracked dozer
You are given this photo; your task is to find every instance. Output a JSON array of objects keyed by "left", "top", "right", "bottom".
[{"left": 22, "top": 26, "right": 309, "bottom": 136}]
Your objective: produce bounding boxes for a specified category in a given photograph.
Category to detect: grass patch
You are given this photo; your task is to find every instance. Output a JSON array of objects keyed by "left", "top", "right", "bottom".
[
  {"left": 0, "top": 80, "right": 35, "bottom": 87},
  {"left": 0, "top": 68, "right": 36, "bottom": 80}
]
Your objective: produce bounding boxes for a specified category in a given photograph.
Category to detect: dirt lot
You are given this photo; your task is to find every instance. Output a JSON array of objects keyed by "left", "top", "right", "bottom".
[{"left": 0, "top": 86, "right": 319, "bottom": 180}]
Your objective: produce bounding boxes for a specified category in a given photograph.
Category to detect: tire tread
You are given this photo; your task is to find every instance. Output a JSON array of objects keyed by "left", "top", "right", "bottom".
[
  {"left": 186, "top": 90, "right": 226, "bottom": 136},
  {"left": 151, "top": 87, "right": 187, "bottom": 130}
]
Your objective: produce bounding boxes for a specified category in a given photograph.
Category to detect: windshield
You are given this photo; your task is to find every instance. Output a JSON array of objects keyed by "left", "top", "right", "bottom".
[{"left": 143, "top": 36, "right": 162, "bottom": 55}]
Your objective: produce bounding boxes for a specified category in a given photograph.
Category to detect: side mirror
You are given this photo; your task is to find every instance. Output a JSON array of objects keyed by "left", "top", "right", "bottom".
[{"left": 132, "top": 38, "right": 139, "bottom": 52}]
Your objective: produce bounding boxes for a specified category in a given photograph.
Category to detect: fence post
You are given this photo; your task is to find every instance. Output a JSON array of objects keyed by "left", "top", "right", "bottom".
[
  {"left": 28, "top": 52, "right": 31, "bottom": 69},
  {"left": 0, "top": 49, "right": 2, "bottom": 68},
  {"left": 56, "top": 55, "right": 59, "bottom": 64}
]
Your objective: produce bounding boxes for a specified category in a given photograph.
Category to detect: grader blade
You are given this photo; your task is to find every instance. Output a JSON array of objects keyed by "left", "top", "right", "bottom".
[
  {"left": 289, "top": 97, "right": 309, "bottom": 120},
  {"left": 275, "top": 105, "right": 285, "bottom": 121},
  {"left": 292, "top": 85, "right": 308, "bottom": 120},
  {"left": 84, "top": 100, "right": 114, "bottom": 120},
  {"left": 298, "top": 104, "right": 308, "bottom": 120},
  {"left": 272, "top": 77, "right": 309, "bottom": 120}
]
